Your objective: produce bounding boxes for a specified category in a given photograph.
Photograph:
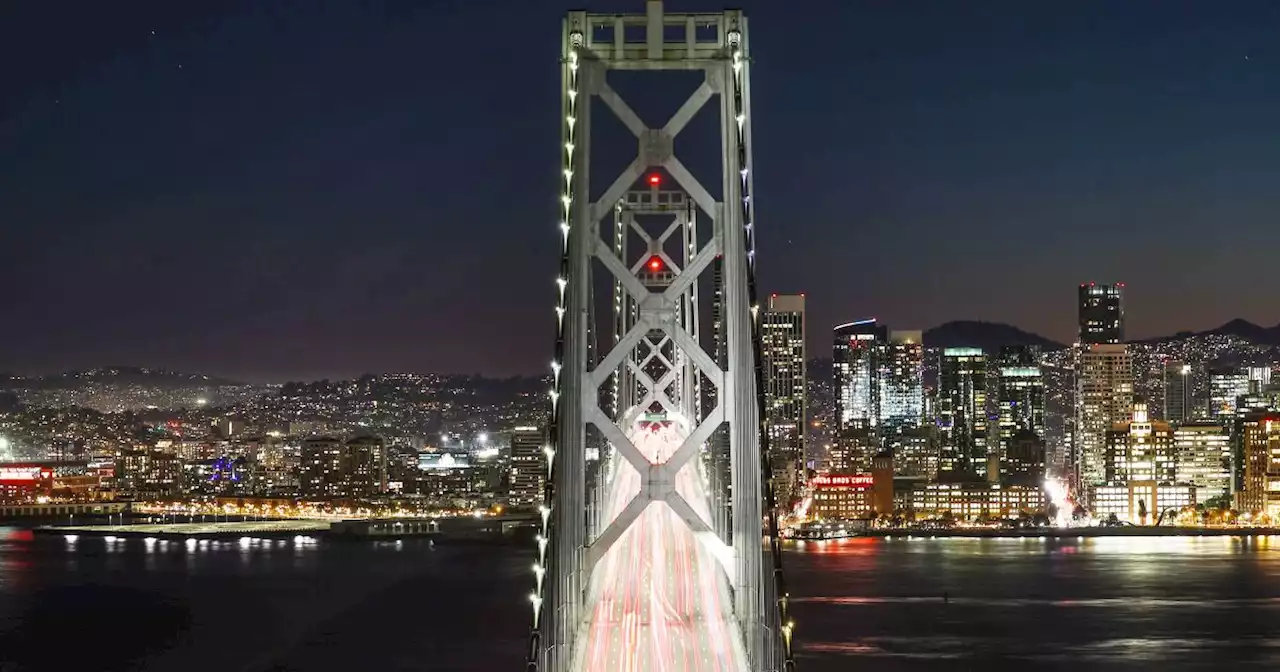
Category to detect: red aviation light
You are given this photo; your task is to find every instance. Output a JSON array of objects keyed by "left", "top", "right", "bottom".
[
  {"left": 646, "top": 255, "right": 665, "bottom": 272},
  {"left": 648, "top": 173, "right": 661, "bottom": 186}
]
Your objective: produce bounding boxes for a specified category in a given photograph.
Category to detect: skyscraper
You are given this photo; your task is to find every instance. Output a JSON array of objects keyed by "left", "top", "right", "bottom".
[
  {"left": 879, "top": 330, "right": 924, "bottom": 433},
  {"left": 833, "top": 319, "right": 886, "bottom": 431},
  {"left": 1163, "top": 360, "right": 1193, "bottom": 424},
  {"left": 1077, "top": 343, "right": 1133, "bottom": 495},
  {"left": 761, "top": 294, "right": 807, "bottom": 506},
  {"left": 938, "top": 348, "right": 990, "bottom": 479},
  {"left": 997, "top": 360, "right": 1046, "bottom": 480},
  {"left": 1208, "top": 367, "right": 1250, "bottom": 420},
  {"left": 508, "top": 426, "right": 546, "bottom": 509},
  {"left": 1078, "top": 282, "right": 1125, "bottom": 344}
]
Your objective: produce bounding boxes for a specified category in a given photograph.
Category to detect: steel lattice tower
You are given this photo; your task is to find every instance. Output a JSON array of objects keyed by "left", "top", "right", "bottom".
[{"left": 527, "top": 2, "right": 794, "bottom": 670}]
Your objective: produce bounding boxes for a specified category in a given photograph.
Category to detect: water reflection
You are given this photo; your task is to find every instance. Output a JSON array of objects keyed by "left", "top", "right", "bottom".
[{"left": 788, "top": 534, "right": 1280, "bottom": 670}]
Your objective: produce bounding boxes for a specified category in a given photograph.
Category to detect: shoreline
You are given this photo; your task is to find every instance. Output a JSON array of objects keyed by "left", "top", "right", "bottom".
[{"left": 823, "top": 527, "right": 1280, "bottom": 539}]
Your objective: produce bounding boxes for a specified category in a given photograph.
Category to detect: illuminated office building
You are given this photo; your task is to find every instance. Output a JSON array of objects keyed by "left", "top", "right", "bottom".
[
  {"left": 908, "top": 482, "right": 1046, "bottom": 521},
  {"left": 1173, "top": 422, "right": 1231, "bottom": 503},
  {"left": 886, "top": 427, "right": 937, "bottom": 481},
  {"left": 1078, "top": 282, "right": 1125, "bottom": 344},
  {"left": 1234, "top": 413, "right": 1280, "bottom": 517},
  {"left": 345, "top": 435, "right": 388, "bottom": 497},
  {"left": 833, "top": 319, "right": 886, "bottom": 430},
  {"left": 832, "top": 319, "right": 886, "bottom": 473},
  {"left": 1163, "top": 360, "right": 1193, "bottom": 424},
  {"left": 1105, "top": 401, "right": 1175, "bottom": 484},
  {"left": 879, "top": 330, "right": 924, "bottom": 433},
  {"left": 1091, "top": 482, "right": 1194, "bottom": 525},
  {"left": 1093, "top": 400, "right": 1194, "bottom": 524},
  {"left": 761, "top": 294, "right": 807, "bottom": 506},
  {"left": 938, "top": 348, "right": 990, "bottom": 479},
  {"left": 809, "top": 473, "right": 875, "bottom": 520},
  {"left": 1248, "top": 366, "right": 1273, "bottom": 393},
  {"left": 115, "top": 450, "right": 180, "bottom": 499},
  {"left": 1076, "top": 343, "right": 1133, "bottom": 494},
  {"left": 508, "top": 426, "right": 546, "bottom": 509},
  {"left": 299, "top": 437, "right": 343, "bottom": 499},
  {"left": 996, "top": 358, "right": 1046, "bottom": 480},
  {"left": 1209, "top": 367, "right": 1250, "bottom": 421}
]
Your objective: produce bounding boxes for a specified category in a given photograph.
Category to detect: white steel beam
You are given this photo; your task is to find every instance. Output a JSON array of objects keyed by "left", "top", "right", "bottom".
[
  {"left": 663, "top": 81, "right": 714, "bottom": 137},
  {"left": 534, "top": 5, "right": 786, "bottom": 672}
]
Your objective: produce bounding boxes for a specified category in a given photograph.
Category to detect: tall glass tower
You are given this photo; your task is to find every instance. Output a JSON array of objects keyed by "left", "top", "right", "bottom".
[
  {"left": 938, "top": 348, "right": 990, "bottom": 478},
  {"left": 879, "top": 330, "right": 924, "bottom": 432},
  {"left": 833, "top": 319, "right": 886, "bottom": 430}
]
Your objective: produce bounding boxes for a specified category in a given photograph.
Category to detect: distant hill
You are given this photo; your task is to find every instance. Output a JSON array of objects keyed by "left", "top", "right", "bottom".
[
  {"left": 923, "top": 321, "right": 1065, "bottom": 352},
  {"left": 0, "top": 366, "right": 243, "bottom": 390},
  {"left": 1143, "top": 319, "right": 1280, "bottom": 346},
  {"left": 1201, "top": 319, "right": 1280, "bottom": 345}
]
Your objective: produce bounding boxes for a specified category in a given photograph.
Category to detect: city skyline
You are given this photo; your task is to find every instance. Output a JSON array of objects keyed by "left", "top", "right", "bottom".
[
  {"left": 5, "top": 1, "right": 1280, "bottom": 381},
  {"left": 4, "top": 4, "right": 1280, "bottom": 671}
]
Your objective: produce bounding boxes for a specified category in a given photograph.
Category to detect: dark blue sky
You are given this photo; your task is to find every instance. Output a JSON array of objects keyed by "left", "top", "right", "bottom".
[{"left": 3, "top": 1, "right": 1279, "bottom": 381}]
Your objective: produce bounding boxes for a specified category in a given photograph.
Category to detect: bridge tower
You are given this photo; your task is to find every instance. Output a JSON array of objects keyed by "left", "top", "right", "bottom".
[{"left": 526, "top": 2, "right": 795, "bottom": 670}]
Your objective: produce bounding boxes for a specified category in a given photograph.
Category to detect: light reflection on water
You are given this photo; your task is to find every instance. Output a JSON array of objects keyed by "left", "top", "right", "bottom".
[
  {"left": 0, "top": 526, "right": 507, "bottom": 672},
  {"left": 788, "top": 535, "right": 1280, "bottom": 670},
  {"left": 3, "top": 527, "right": 1278, "bottom": 670}
]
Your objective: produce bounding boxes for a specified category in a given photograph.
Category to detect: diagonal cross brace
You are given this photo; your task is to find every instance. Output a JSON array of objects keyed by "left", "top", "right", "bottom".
[
  {"left": 661, "top": 237, "right": 718, "bottom": 304},
  {"left": 594, "top": 237, "right": 651, "bottom": 302},
  {"left": 586, "top": 405, "right": 652, "bottom": 476},
  {"left": 583, "top": 414, "right": 722, "bottom": 574},
  {"left": 590, "top": 75, "right": 719, "bottom": 229},
  {"left": 598, "top": 81, "right": 647, "bottom": 138},
  {"left": 589, "top": 319, "right": 652, "bottom": 392},
  {"left": 584, "top": 490, "right": 649, "bottom": 570},
  {"left": 628, "top": 359, "right": 679, "bottom": 416},
  {"left": 638, "top": 335, "right": 672, "bottom": 370}
]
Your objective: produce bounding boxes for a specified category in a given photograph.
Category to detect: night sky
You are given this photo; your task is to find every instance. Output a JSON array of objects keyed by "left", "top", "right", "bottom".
[{"left": 3, "top": 1, "right": 1279, "bottom": 382}]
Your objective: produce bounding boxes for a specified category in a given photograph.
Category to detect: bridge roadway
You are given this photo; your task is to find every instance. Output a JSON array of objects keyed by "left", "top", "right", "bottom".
[{"left": 576, "top": 422, "right": 748, "bottom": 672}]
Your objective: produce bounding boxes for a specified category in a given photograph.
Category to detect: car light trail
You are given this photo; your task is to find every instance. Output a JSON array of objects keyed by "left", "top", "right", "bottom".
[{"left": 579, "top": 421, "right": 746, "bottom": 671}]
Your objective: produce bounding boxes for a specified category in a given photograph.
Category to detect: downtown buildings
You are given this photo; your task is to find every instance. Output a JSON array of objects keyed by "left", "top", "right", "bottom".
[
  {"left": 830, "top": 319, "right": 925, "bottom": 474},
  {"left": 1091, "top": 401, "right": 1195, "bottom": 524}
]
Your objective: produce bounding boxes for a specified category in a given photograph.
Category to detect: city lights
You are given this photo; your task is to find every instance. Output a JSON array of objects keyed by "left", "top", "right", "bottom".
[{"left": 3, "top": 4, "right": 1279, "bottom": 672}]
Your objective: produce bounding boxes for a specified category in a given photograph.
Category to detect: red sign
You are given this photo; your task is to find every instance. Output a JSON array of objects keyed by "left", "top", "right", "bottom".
[
  {"left": 811, "top": 474, "right": 874, "bottom": 489},
  {"left": 0, "top": 467, "right": 52, "bottom": 483}
]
